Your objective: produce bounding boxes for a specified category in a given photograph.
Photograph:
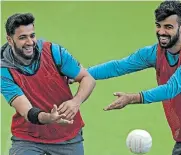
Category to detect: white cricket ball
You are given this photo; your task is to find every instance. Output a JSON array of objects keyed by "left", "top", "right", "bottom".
[{"left": 126, "top": 129, "right": 152, "bottom": 154}]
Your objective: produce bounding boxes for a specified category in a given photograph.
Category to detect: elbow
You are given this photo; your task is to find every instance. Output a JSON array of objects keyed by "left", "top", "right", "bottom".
[
  {"left": 92, "top": 77, "right": 96, "bottom": 88},
  {"left": 88, "top": 75, "right": 96, "bottom": 88},
  {"left": 88, "top": 75, "right": 96, "bottom": 90}
]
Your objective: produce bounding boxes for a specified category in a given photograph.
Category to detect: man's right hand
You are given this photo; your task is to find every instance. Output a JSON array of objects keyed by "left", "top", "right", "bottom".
[
  {"left": 38, "top": 104, "right": 74, "bottom": 125},
  {"left": 50, "top": 104, "right": 74, "bottom": 124}
]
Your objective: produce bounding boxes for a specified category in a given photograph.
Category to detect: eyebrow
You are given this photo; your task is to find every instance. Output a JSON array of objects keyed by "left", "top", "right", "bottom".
[
  {"left": 155, "top": 22, "right": 173, "bottom": 27},
  {"left": 164, "top": 24, "right": 173, "bottom": 27},
  {"left": 18, "top": 32, "right": 35, "bottom": 38}
]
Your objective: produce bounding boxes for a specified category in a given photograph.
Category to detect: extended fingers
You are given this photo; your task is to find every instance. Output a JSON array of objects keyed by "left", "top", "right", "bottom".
[
  {"left": 58, "top": 104, "right": 68, "bottom": 114},
  {"left": 104, "top": 99, "right": 124, "bottom": 111},
  {"left": 104, "top": 102, "right": 119, "bottom": 111},
  {"left": 56, "top": 118, "right": 74, "bottom": 124},
  {"left": 66, "top": 112, "right": 76, "bottom": 120}
]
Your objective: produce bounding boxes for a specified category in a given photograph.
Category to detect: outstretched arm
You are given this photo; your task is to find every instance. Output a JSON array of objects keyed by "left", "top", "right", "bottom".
[
  {"left": 104, "top": 65, "right": 181, "bottom": 110},
  {"left": 141, "top": 65, "right": 181, "bottom": 103},
  {"left": 87, "top": 44, "right": 157, "bottom": 80}
]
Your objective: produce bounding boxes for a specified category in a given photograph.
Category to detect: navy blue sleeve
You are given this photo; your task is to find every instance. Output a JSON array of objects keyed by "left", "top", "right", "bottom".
[
  {"left": 142, "top": 65, "right": 181, "bottom": 103},
  {"left": 0, "top": 68, "right": 24, "bottom": 104},
  {"left": 51, "top": 43, "right": 81, "bottom": 79},
  {"left": 87, "top": 44, "right": 157, "bottom": 80}
]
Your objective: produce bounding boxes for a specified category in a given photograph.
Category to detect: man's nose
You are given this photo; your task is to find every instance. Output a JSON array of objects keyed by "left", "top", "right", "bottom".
[
  {"left": 157, "top": 28, "right": 166, "bottom": 36},
  {"left": 26, "top": 37, "right": 34, "bottom": 45}
]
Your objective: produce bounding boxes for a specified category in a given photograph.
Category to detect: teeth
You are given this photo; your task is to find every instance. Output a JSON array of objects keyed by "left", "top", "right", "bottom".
[
  {"left": 159, "top": 36, "right": 168, "bottom": 40},
  {"left": 24, "top": 47, "right": 33, "bottom": 50}
]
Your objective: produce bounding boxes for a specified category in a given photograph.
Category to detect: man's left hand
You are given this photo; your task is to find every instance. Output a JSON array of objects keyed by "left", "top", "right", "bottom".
[{"left": 57, "top": 100, "right": 81, "bottom": 120}]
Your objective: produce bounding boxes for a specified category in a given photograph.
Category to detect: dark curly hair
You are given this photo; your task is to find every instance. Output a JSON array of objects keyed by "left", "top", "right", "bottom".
[
  {"left": 5, "top": 13, "right": 35, "bottom": 36},
  {"left": 155, "top": 1, "right": 181, "bottom": 25}
]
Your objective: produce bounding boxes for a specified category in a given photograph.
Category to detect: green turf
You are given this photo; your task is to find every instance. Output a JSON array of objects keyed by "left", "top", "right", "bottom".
[{"left": 1, "top": 1, "right": 174, "bottom": 155}]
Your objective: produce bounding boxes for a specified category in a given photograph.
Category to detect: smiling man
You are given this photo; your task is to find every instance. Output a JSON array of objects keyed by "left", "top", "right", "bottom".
[
  {"left": 85, "top": 1, "right": 181, "bottom": 154},
  {"left": 1, "top": 13, "right": 95, "bottom": 155}
]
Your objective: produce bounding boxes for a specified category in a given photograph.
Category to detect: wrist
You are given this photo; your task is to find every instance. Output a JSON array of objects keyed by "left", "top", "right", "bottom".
[
  {"left": 139, "top": 92, "right": 143, "bottom": 103},
  {"left": 129, "top": 93, "right": 142, "bottom": 104},
  {"left": 72, "top": 97, "right": 82, "bottom": 105},
  {"left": 27, "top": 107, "right": 44, "bottom": 125}
]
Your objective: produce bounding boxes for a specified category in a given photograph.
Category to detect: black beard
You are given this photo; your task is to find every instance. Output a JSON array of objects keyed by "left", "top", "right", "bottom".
[
  {"left": 157, "top": 28, "right": 180, "bottom": 49},
  {"left": 13, "top": 40, "right": 36, "bottom": 60}
]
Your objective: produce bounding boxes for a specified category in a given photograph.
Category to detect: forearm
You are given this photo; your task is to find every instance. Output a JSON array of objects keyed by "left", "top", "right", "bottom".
[
  {"left": 142, "top": 67, "right": 181, "bottom": 103},
  {"left": 73, "top": 76, "right": 96, "bottom": 104},
  {"left": 87, "top": 47, "right": 156, "bottom": 80},
  {"left": 11, "top": 96, "right": 52, "bottom": 124},
  {"left": 87, "top": 60, "right": 127, "bottom": 80},
  {"left": 142, "top": 84, "right": 179, "bottom": 103},
  {"left": 11, "top": 95, "right": 32, "bottom": 121}
]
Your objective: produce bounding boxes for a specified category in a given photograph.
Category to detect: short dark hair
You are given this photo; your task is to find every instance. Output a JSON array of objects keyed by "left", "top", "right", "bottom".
[
  {"left": 155, "top": 1, "right": 181, "bottom": 25},
  {"left": 5, "top": 13, "right": 35, "bottom": 36}
]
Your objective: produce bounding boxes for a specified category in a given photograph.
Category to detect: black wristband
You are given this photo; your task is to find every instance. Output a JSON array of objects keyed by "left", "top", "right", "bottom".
[
  {"left": 27, "top": 107, "right": 44, "bottom": 125},
  {"left": 139, "top": 92, "right": 144, "bottom": 103}
]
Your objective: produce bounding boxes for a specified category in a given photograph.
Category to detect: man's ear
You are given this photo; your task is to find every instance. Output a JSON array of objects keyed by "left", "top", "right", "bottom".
[{"left": 6, "top": 35, "right": 13, "bottom": 47}]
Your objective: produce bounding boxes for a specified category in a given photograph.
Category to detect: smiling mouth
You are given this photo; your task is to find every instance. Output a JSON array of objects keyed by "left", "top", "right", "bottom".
[
  {"left": 159, "top": 36, "right": 169, "bottom": 43},
  {"left": 23, "top": 46, "right": 34, "bottom": 52}
]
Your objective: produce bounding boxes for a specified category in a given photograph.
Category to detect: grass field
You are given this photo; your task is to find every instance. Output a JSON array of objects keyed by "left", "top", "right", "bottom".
[{"left": 1, "top": 1, "right": 174, "bottom": 155}]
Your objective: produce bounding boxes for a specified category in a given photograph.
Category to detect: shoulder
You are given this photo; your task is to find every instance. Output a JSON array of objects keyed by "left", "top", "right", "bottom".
[
  {"left": 136, "top": 43, "right": 158, "bottom": 59},
  {"left": 1, "top": 67, "right": 9, "bottom": 73},
  {"left": 139, "top": 43, "right": 158, "bottom": 52},
  {"left": 49, "top": 42, "right": 71, "bottom": 59},
  {"left": 1, "top": 67, "right": 13, "bottom": 80}
]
